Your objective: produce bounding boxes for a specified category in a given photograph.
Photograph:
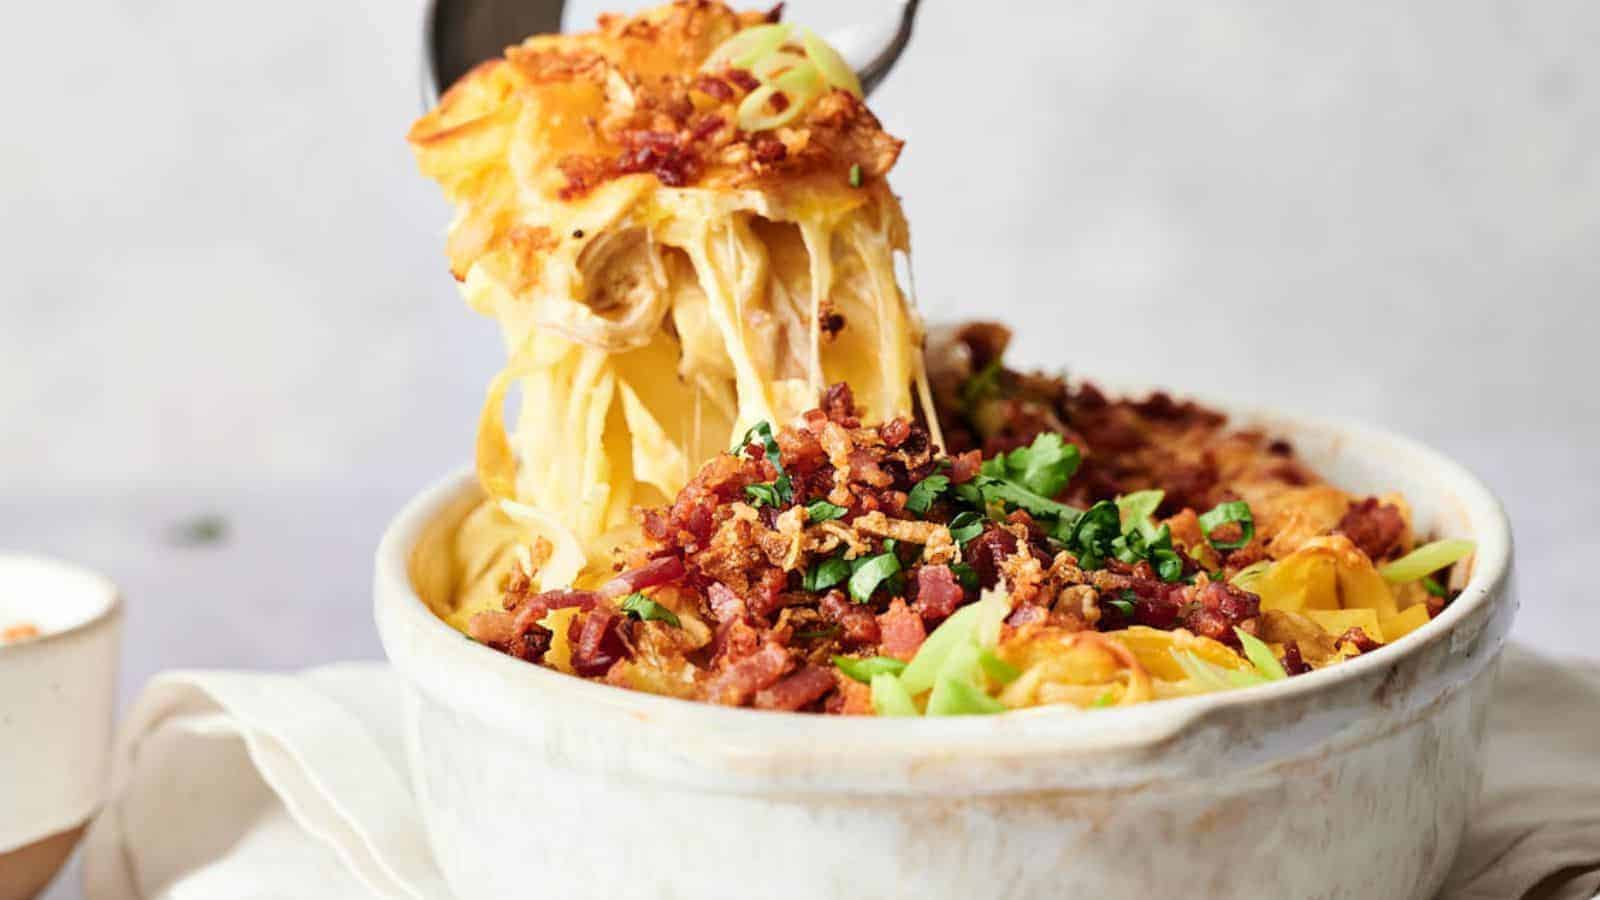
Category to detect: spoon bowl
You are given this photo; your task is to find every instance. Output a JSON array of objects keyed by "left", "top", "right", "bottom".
[{"left": 421, "top": 0, "right": 920, "bottom": 106}]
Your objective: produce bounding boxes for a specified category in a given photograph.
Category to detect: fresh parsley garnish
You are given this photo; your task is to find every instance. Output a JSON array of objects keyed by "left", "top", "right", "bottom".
[
  {"left": 805, "top": 499, "right": 848, "bottom": 523},
  {"left": 1199, "top": 500, "right": 1255, "bottom": 551},
  {"left": 958, "top": 359, "right": 1002, "bottom": 410},
  {"left": 833, "top": 654, "right": 905, "bottom": 683},
  {"left": 947, "top": 511, "right": 986, "bottom": 544},
  {"left": 735, "top": 420, "right": 793, "bottom": 506},
  {"left": 950, "top": 562, "right": 979, "bottom": 590},
  {"left": 1060, "top": 500, "right": 1121, "bottom": 569},
  {"left": 1422, "top": 575, "right": 1448, "bottom": 598},
  {"left": 620, "top": 592, "right": 681, "bottom": 628},
  {"left": 984, "top": 433, "right": 1081, "bottom": 499},
  {"left": 847, "top": 163, "right": 863, "bottom": 188},
  {"left": 848, "top": 542, "right": 902, "bottom": 604},
  {"left": 905, "top": 474, "right": 949, "bottom": 515},
  {"left": 1106, "top": 590, "right": 1137, "bottom": 617},
  {"left": 804, "top": 554, "right": 850, "bottom": 592}
]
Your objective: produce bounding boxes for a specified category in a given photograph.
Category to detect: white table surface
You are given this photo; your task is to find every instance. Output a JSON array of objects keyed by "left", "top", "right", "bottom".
[{"left": 6, "top": 0, "right": 1597, "bottom": 897}]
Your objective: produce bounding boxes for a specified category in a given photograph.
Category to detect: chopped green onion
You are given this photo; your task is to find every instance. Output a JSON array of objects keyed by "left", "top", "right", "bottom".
[
  {"left": 947, "top": 511, "right": 985, "bottom": 544},
  {"left": 1106, "top": 592, "right": 1136, "bottom": 617},
  {"left": 973, "top": 588, "right": 1013, "bottom": 648},
  {"left": 977, "top": 648, "right": 1020, "bottom": 684},
  {"left": 833, "top": 655, "right": 907, "bottom": 683},
  {"left": 847, "top": 548, "right": 901, "bottom": 604},
  {"left": 805, "top": 499, "right": 847, "bottom": 523},
  {"left": 1198, "top": 500, "right": 1256, "bottom": 551},
  {"left": 1234, "top": 628, "right": 1287, "bottom": 681},
  {"left": 1230, "top": 560, "right": 1273, "bottom": 592},
  {"left": 620, "top": 592, "right": 681, "bottom": 628},
  {"left": 905, "top": 474, "right": 949, "bottom": 514},
  {"left": 848, "top": 163, "right": 862, "bottom": 188},
  {"left": 1171, "top": 648, "right": 1268, "bottom": 692},
  {"left": 1149, "top": 547, "right": 1185, "bottom": 583},
  {"left": 1422, "top": 575, "right": 1448, "bottom": 598},
  {"left": 1116, "top": 489, "right": 1165, "bottom": 536},
  {"left": 800, "top": 28, "right": 863, "bottom": 96},
  {"left": 1092, "top": 690, "right": 1116, "bottom": 708},
  {"left": 703, "top": 23, "right": 793, "bottom": 71},
  {"left": 969, "top": 477, "right": 1081, "bottom": 522},
  {"left": 736, "top": 63, "right": 821, "bottom": 132},
  {"left": 899, "top": 603, "right": 983, "bottom": 695},
  {"left": 1379, "top": 539, "right": 1475, "bottom": 584},
  {"left": 926, "top": 674, "right": 1007, "bottom": 716},
  {"left": 870, "top": 672, "right": 919, "bottom": 716},
  {"left": 803, "top": 554, "right": 849, "bottom": 592}
]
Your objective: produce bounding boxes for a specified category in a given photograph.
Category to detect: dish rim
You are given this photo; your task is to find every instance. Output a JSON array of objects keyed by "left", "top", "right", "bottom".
[{"left": 375, "top": 396, "right": 1513, "bottom": 751}]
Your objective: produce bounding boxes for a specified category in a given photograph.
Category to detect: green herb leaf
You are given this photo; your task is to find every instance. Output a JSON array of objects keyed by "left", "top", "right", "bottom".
[
  {"left": 620, "top": 592, "right": 681, "bottom": 628},
  {"left": 1422, "top": 575, "right": 1448, "bottom": 598},
  {"left": 1379, "top": 539, "right": 1475, "bottom": 584},
  {"left": 804, "top": 555, "right": 850, "bottom": 592},
  {"left": 1003, "top": 433, "right": 1081, "bottom": 499},
  {"left": 958, "top": 359, "right": 1003, "bottom": 410},
  {"left": 1234, "top": 628, "right": 1288, "bottom": 681},
  {"left": 947, "top": 511, "right": 986, "bottom": 544},
  {"left": 870, "top": 672, "right": 919, "bottom": 716},
  {"left": 972, "top": 476, "right": 1081, "bottom": 521},
  {"left": 1065, "top": 500, "right": 1122, "bottom": 568},
  {"left": 905, "top": 474, "right": 950, "bottom": 515},
  {"left": 1092, "top": 690, "right": 1116, "bottom": 708},
  {"left": 744, "top": 482, "right": 781, "bottom": 507},
  {"left": 805, "top": 499, "right": 848, "bottom": 523},
  {"left": 735, "top": 421, "right": 792, "bottom": 505},
  {"left": 1198, "top": 500, "right": 1256, "bottom": 551},
  {"left": 1115, "top": 489, "right": 1165, "bottom": 536},
  {"left": 833, "top": 655, "right": 907, "bottom": 683},
  {"left": 847, "top": 549, "right": 902, "bottom": 604},
  {"left": 950, "top": 562, "right": 979, "bottom": 590},
  {"left": 1106, "top": 592, "right": 1136, "bottom": 617},
  {"left": 848, "top": 163, "right": 863, "bottom": 188}
]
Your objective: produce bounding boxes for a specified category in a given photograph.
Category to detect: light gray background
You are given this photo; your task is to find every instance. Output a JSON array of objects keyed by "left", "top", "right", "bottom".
[{"left": 2, "top": 1, "right": 1594, "bottom": 895}]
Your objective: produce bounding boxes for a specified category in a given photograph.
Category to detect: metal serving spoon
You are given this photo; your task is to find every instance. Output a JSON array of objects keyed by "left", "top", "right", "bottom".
[{"left": 421, "top": 0, "right": 922, "bottom": 106}]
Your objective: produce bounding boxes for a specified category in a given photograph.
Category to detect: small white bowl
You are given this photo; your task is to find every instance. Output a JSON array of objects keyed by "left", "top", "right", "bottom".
[
  {"left": 0, "top": 555, "right": 122, "bottom": 900},
  {"left": 376, "top": 401, "right": 1514, "bottom": 900}
]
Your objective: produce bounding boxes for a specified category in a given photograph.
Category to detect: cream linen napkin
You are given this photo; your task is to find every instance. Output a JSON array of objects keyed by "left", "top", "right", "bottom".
[{"left": 82, "top": 649, "right": 1600, "bottom": 900}]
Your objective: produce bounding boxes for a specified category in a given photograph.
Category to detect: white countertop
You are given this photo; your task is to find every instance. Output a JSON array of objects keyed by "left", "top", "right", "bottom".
[{"left": 5, "top": 0, "right": 1596, "bottom": 896}]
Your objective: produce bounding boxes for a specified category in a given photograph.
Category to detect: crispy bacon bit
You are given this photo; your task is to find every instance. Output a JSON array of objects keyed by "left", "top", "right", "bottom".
[
  {"left": 949, "top": 450, "right": 982, "bottom": 484},
  {"left": 707, "top": 643, "right": 792, "bottom": 705},
  {"left": 599, "top": 556, "right": 686, "bottom": 598},
  {"left": 819, "top": 311, "right": 845, "bottom": 339},
  {"left": 767, "top": 90, "right": 791, "bottom": 113},
  {"left": 1338, "top": 627, "right": 1384, "bottom": 654},
  {"left": 754, "top": 665, "right": 835, "bottom": 711},
  {"left": 877, "top": 599, "right": 926, "bottom": 661},
  {"left": 913, "top": 565, "right": 965, "bottom": 625},
  {"left": 1337, "top": 498, "right": 1407, "bottom": 561},
  {"left": 689, "top": 114, "right": 727, "bottom": 142},
  {"left": 751, "top": 134, "right": 787, "bottom": 163},
  {"left": 569, "top": 606, "right": 627, "bottom": 677},
  {"left": 819, "top": 590, "right": 880, "bottom": 645},
  {"left": 725, "top": 68, "right": 760, "bottom": 93},
  {"left": 691, "top": 75, "right": 734, "bottom": 102},
  {"left": 764, "top": 2, "right": 785, "bottom": 23},
  {"left": 1282, "top": 643, "right": 1311, "bottom": 676}
]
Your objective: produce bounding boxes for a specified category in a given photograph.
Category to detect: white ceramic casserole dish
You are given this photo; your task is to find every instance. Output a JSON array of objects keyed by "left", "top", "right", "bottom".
[{"left": 375, "top": 401, "right": 1514, "bottom": 900}]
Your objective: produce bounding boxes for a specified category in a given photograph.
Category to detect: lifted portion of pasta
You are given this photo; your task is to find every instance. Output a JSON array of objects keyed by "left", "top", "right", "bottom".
[{"left": 408, "top": 1, "right": 933, "bottom": 614}]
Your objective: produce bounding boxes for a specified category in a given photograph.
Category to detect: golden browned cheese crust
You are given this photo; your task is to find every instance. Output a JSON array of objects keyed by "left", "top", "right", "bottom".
[{"left": 408, "top": 0, "right": 904, "bottom": 283}]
